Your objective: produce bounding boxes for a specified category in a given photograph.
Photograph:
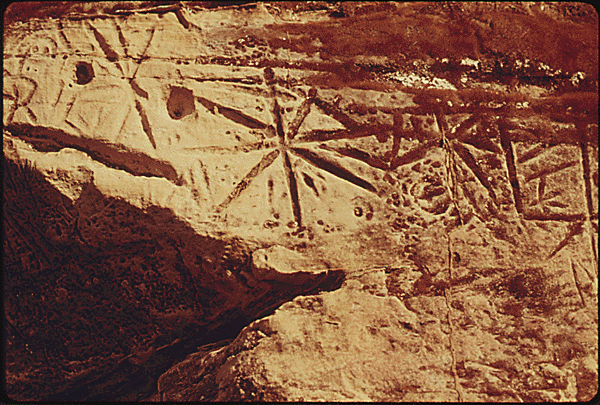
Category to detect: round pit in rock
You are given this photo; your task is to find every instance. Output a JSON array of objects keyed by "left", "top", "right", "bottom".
[{"left": 167, "top": 86, "right": 195, "bottom": 120}]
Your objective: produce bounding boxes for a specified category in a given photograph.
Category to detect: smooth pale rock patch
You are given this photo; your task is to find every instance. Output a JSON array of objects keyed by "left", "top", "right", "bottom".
[
  {"left": 158, "top": 271, "right": 459, "bottom": 402},
  {"left": 251, "top": 245, "right": 331, "bottom": 285}
]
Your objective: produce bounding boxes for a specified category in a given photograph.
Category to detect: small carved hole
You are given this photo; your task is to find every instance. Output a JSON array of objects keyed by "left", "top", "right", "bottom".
[
  {"left": 75, "top": 62, "right": 94, "bottom": 85},
  {"left": 167, "top": 86, "right": 195, "bottom": 120}
]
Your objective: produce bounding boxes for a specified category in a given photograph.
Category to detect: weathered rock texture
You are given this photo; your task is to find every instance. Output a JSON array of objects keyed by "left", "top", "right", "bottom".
[{"left": 3, "top": 1, "right": 598, "bottom": 402}]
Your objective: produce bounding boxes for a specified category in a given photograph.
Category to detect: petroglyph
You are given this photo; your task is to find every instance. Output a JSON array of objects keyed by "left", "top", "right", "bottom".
[{"left": 3, "top": 2, "right": 598, "bottom": 402}]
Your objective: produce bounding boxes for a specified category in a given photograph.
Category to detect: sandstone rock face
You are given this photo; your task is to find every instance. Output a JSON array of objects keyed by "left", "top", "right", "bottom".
[{"left": 3, "top": 1, "right": 598, "bottom": 401}]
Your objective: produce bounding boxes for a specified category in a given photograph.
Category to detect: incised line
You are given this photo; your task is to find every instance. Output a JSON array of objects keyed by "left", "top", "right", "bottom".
[{"left": 216, "top": 149, "right": 280, "bottom": 213}]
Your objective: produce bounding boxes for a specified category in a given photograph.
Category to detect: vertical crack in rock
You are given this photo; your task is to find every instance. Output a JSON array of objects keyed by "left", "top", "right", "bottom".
[
  {"left": 579, "top": 133, "right": 598, "bottom": 264},
  {"left": 437, "top": 113, "right": 463, "bottom": 225},
  {"left": 444, "top": 231, "right": 465, "bottom": 402}
]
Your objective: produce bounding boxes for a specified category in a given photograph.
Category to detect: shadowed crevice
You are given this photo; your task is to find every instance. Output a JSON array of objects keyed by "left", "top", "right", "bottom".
[
  {"left": 6, "top": 124, "right": 176, "bottom": 183},
  {"left": 499, "top": 123, "right": 523, "bottom": 214}
]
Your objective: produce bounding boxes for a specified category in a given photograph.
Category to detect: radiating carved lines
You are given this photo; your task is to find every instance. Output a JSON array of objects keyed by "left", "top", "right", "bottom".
[
  {"left": 199, "top": 68, "right": 389, "bottom": 226},
  {"left": 8, "top": 13, "right": 597, "bottom": 238},
  {"left": 180, "top": 66, "right": 597, "bottom": 236},
  {"left": 216, "top": 149, "right": 280, "bottom": 213}
]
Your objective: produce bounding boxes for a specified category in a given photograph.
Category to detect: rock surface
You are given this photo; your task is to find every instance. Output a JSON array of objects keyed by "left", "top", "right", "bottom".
[
  {"left": 158, "top": 271, "right": 598, "bottom": 402},
  {"left": 3, "top": 1, "right": 598, "bottom": 402}
]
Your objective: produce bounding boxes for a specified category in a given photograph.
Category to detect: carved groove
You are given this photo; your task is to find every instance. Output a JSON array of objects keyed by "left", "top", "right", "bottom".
[
  {"left": 197, "top": 97, "right": 267, "bottom": 129},
  {"left": 88, "top": 23, "right": 119, "bottom": 62},
  {"left": 524, "top": 160, "right": 578, "bottom": 182},
  {"left": 548, "top": 221, "right": 584, "bottom": 258},
  {"left": 499, "top": 124, "right": 523, "bottom": 214},
  {"left": 287, "top": 89, "right": 316, "bottom": 141},
  {"left": 452, "top": 141, "right": 498, "bottom": 202},
  {"left": 390, "top": 140, "right": 437, "bottom": 170},
  {"left": 216, "top": 149, "right": 280, "bottom": 212},
  {"left": 6, "top": 124, "right": 177, "bottom": 183},
  {"left": 291, "top": 147, "right": 377, "bottom": 194},
  {"left": 283, "top": 151, "right": 302, "bottom": 226},
  {"left": 134, "top": 99, "right": 157, "bottom": 149},
  {"left": 319, "top": 144, "right": 389, "bottom": 171}
]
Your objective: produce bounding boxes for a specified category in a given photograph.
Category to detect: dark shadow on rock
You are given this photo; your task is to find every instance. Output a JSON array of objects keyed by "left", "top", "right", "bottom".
[{"left": 3, "top": 156, "right": 345, "bottom": 401}]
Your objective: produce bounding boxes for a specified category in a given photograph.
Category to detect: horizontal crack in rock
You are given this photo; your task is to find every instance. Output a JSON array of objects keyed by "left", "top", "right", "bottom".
[{"left": 6, "top": 124, "right": 179, "bottom": 184}]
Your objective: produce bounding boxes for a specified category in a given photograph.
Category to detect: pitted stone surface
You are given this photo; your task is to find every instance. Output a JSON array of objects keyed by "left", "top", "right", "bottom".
[{"left": 3, "top": 1, "right": 598, "bottom": 402}]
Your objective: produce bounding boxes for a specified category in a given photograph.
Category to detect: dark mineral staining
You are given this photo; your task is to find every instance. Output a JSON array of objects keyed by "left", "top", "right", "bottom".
[
  {"left": 167, "top": 86, "right": 195, "bottom": 120},
  {"left": 507, "top": 271, "right": 543, "bottom": 300},
  {"left": 75, "top": 62, "right": 94, "bottom": 85},
  {"left": 500, "top": 268, "right": 561, "bottom": 315}
]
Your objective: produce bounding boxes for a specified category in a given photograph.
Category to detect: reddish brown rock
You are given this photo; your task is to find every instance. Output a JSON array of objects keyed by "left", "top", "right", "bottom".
[{"left": 3, "top": 1, "right": 597, "bottom": 401}]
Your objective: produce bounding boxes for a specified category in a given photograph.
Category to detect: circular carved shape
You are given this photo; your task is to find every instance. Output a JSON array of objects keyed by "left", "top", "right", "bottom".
[
  {"left": 75, "top": 62, "right": 94, "bottom": 85},
  {"left": 410, "top": 174, "right": 451, "bottom": 215},
  {"left": 167, "top": 86, "right": 195, "bottom": 120}
]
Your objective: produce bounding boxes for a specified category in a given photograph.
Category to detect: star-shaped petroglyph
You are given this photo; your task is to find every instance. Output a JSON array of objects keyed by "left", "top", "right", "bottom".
[
  {"left": 187, "top": 67, "right": 388, "bottom": 229},
  {"left": 4, "top": 9, "right": 597, "bottom": 263}
]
